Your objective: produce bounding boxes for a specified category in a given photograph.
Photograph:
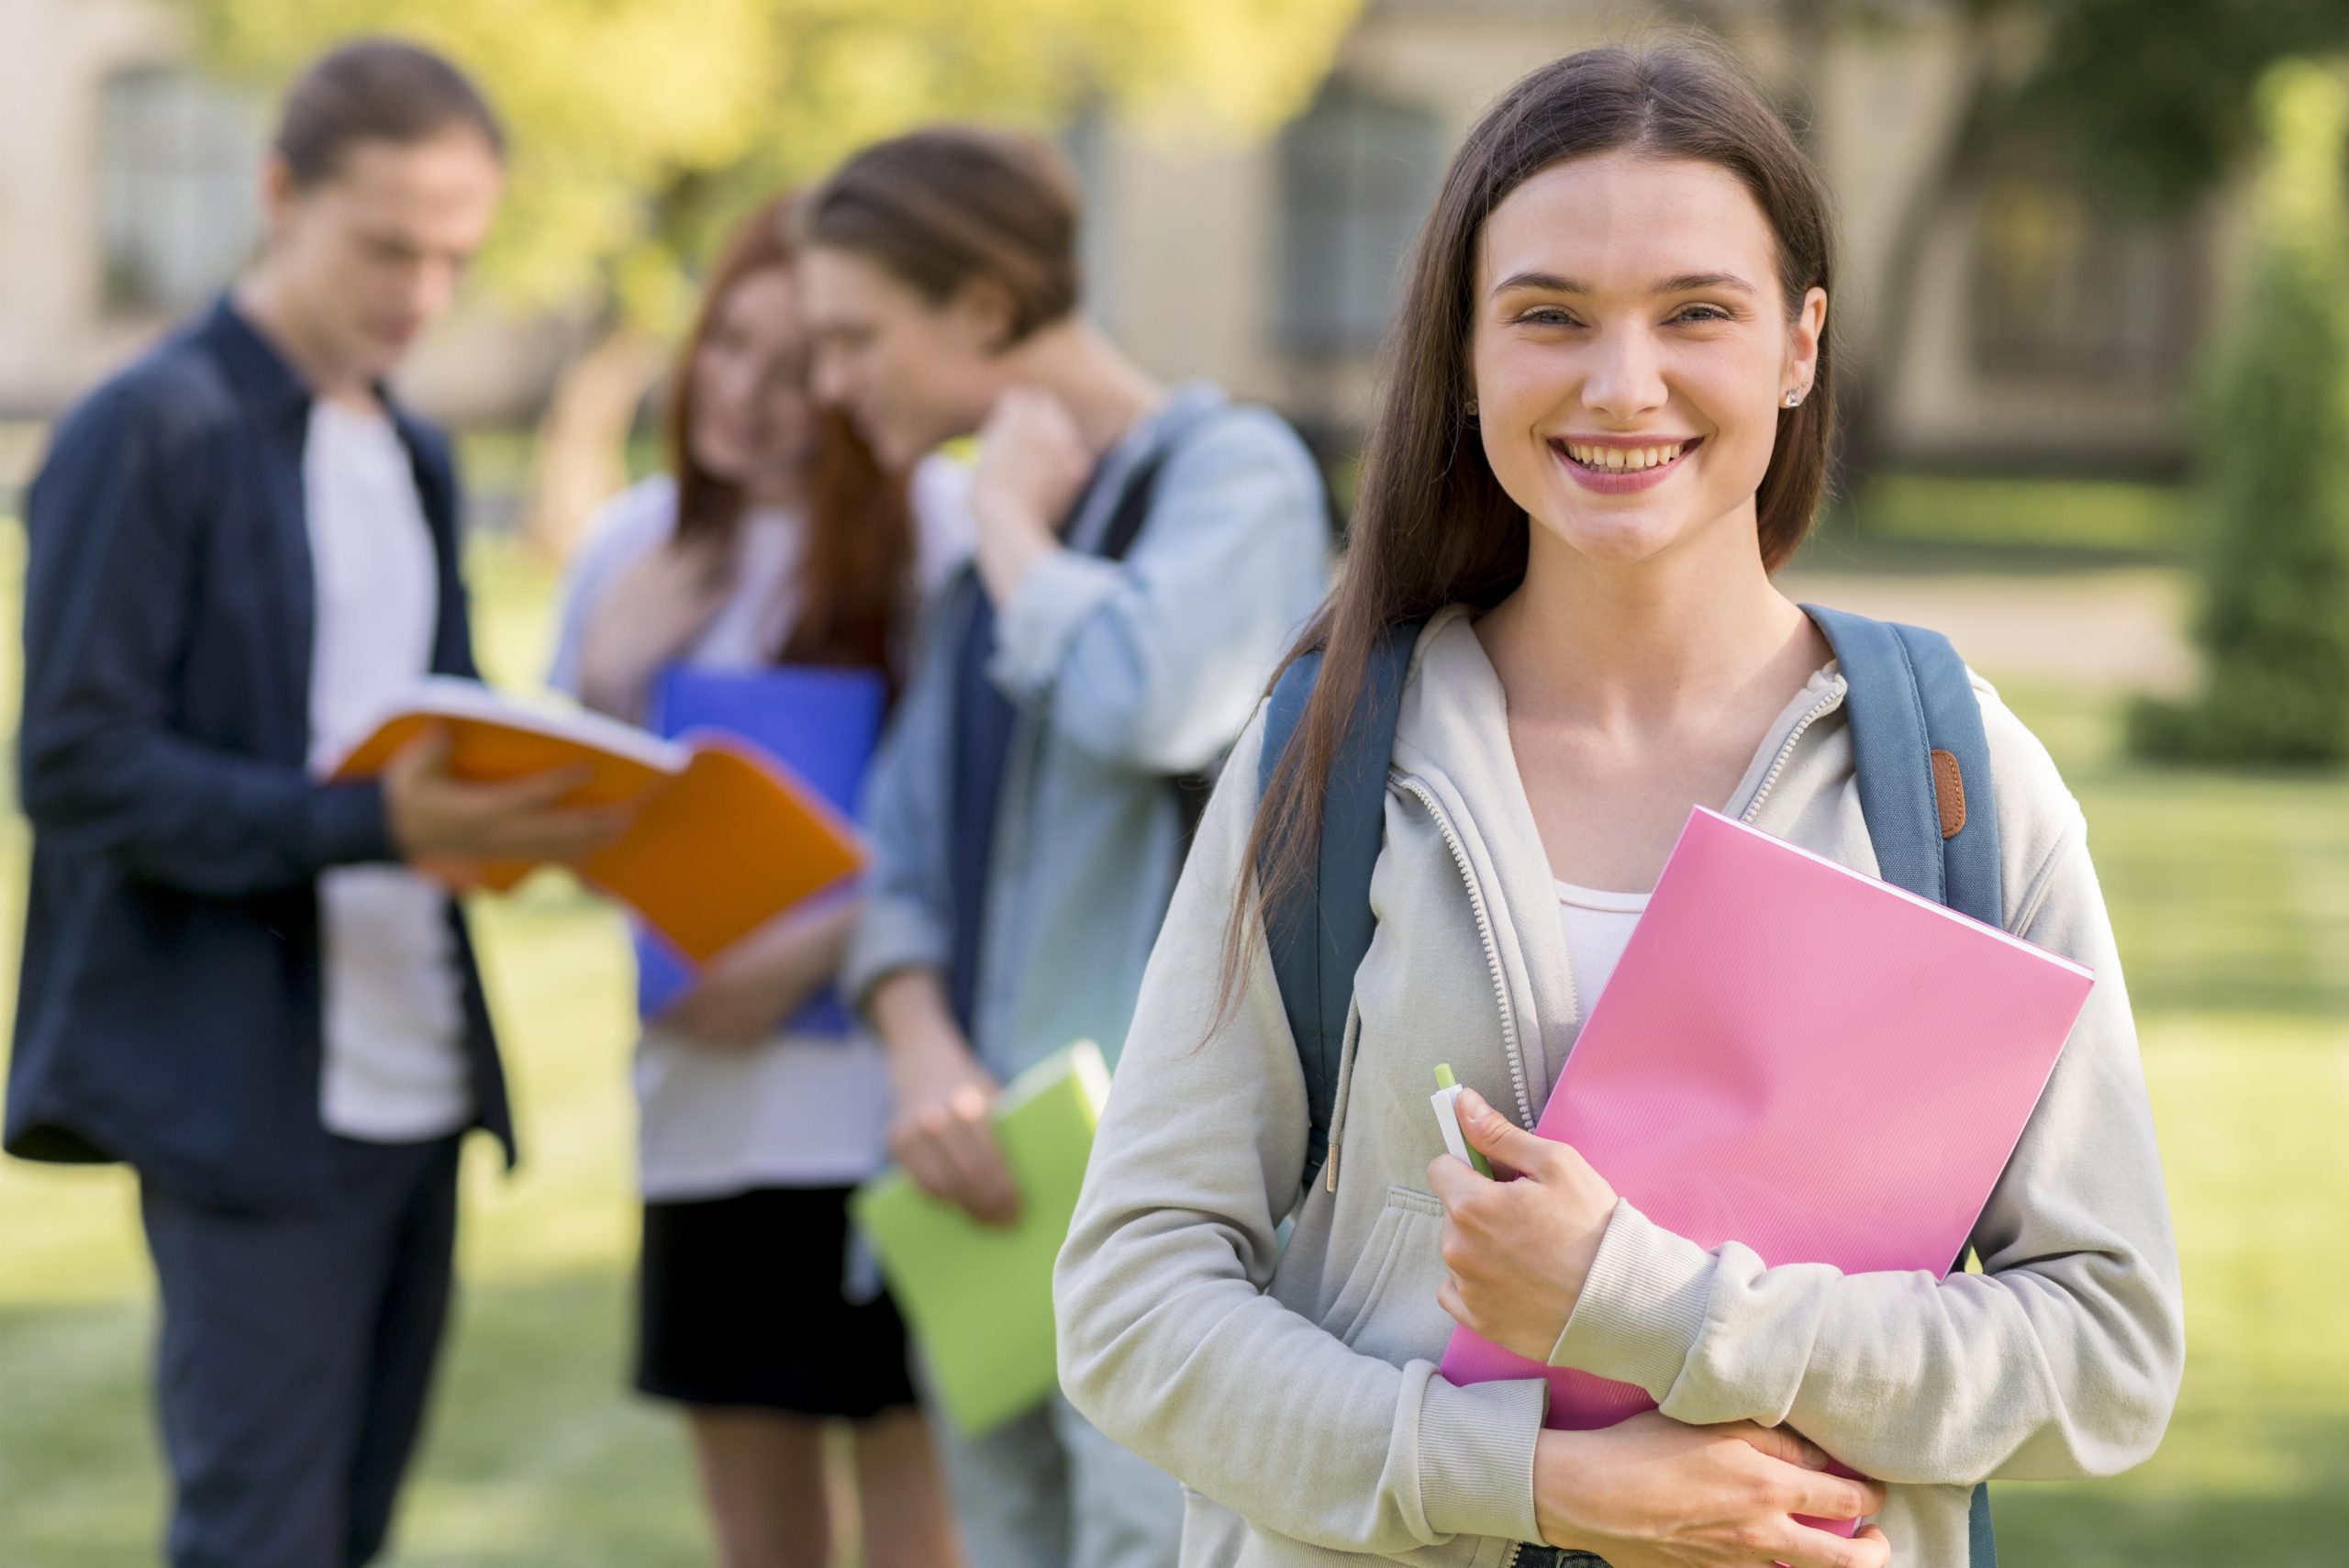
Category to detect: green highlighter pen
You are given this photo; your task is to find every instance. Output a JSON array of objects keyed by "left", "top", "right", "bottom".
[{"left": 1432, "top": 1063, "right": 1495, "bottom": 1178}]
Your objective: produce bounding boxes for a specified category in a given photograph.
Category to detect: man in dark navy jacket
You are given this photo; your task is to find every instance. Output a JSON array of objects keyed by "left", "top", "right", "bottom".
[{"left": 7, "top": 40, "right": 618, "bottom": 1568}]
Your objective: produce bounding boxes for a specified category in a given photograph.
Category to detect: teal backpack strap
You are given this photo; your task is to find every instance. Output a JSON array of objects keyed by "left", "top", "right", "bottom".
[
  {"left": 1256, "top": 619, "right": 1424, "bottom": 1195},
  {"left": 1800, "top": 606, "right": 2002, "bottom": 926},
  {"left": 1803, "top": 604, "right": 2002, "bottom": 1568}
]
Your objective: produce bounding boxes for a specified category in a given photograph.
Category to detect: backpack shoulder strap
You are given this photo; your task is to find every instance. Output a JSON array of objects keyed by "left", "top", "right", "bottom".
[
  {"left": 1094, "top": 447, "right": 1175, "bottom": 563},
  {"left": 1801, "top": 604, "right": 2003, "bottom": 1568},
  {"left": 1255, "top": 619, "right": 1425, "bottom": 1193},
  {"left": 1093, "top": 439, "right": 1208, "bottom": 838},
  {"left": 1801, "top": 605, "right": 2003, "bottom": 927}
]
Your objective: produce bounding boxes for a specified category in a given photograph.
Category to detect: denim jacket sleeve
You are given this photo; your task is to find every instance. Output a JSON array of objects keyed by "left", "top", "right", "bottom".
[
  {"left": 987, "top": 406, "right": 1331, "bottom": 775},
  {"left": 17, "top": 383, "right": 396, "bottom": 895},
  {"left": 840, "top": 582, "right": 966, "bottom": 1010}
]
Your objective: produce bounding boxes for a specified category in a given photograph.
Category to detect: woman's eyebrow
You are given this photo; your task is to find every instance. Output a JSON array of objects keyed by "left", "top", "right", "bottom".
[
  {"left": 1490, "top": 269, "right": 1761, "bottom": 299},
  {"left": 1655, "top": 272, "right": 1759, "bottom": 296},
  {"left": 1490, "top": 270, "right": 1584, "bottom": 297}
]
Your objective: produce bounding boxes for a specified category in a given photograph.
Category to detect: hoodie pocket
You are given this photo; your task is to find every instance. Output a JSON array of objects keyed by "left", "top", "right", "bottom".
[{"left": 1319, "top": 1184, "right": 1448, "bottom": 1350}]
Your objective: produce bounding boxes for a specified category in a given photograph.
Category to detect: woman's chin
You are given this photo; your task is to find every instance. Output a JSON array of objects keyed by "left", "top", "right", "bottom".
[{"left": 1535, "top": 509, "right": 1689, "bottom": 568}]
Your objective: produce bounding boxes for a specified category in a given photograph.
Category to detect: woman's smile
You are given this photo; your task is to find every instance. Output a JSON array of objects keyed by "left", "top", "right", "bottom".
[{"left": 1550, "top": 434, "right": 1704, "bottom": 494}]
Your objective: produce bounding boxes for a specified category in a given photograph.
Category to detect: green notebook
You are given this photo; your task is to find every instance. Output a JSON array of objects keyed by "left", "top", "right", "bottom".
[{"left": 851, "top": 1040, "right": 1111, "bottom": 1435}]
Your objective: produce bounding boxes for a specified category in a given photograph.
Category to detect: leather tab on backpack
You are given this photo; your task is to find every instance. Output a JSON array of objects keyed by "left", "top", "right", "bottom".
[{"left": 1930, "top": 748, "right": 1966, "bottom": 840}]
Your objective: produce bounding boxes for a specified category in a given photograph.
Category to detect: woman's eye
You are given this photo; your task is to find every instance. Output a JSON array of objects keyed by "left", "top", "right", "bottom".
[
  {"left": 1515, "top": 306, "right": 1580, "bottom": 328},
  {"left": 1671, "top": 304, "right": 1734, "bottom": 325}
]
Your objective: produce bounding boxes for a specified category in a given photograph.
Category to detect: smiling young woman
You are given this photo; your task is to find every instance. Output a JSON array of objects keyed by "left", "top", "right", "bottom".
[{"left": 1053, "top": 43, "right": 2182, "bottom": 1568}]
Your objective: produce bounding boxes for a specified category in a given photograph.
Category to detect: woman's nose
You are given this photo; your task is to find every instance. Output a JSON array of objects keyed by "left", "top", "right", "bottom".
[{"left": 1578, "top": 326, "right": 1667, "bottom": 418}]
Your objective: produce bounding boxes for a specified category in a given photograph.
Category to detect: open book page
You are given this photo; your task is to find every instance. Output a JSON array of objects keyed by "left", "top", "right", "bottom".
[{"left": 325, "top": 675, "right": 687, "bottom": 780}]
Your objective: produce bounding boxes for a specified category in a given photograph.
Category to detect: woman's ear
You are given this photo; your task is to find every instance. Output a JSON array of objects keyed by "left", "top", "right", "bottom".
[
  {"left": 1785, "top": 285, "right": 1828, "bottom": 399},
  {"left": 950, "top": 276, "right": 1023, "bottom": 357}
]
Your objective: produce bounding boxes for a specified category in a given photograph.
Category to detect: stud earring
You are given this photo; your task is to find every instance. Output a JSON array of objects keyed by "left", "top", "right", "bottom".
[{"left": 1783, "top": 389, "right": 1804, "bottom": 408}]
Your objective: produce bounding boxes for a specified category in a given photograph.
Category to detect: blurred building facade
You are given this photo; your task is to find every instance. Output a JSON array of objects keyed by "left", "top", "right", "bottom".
[
  {"left": 0, "top": 0, "right": 581, "bottom": 431},
  {"left": 0, "top": 0, "right": 2231, "bottom": 478},
  {"left": 1077, "top": 0, "right": 2229, "bottom": 477}
]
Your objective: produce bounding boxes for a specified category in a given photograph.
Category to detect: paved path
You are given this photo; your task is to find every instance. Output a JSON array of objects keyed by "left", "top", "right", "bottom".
[{"left": 1779, "top": 565, "right": 2195, "bottom": 694}]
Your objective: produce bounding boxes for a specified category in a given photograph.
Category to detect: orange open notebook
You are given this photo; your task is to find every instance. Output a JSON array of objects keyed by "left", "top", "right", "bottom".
[{"left": 328, "top": 678, "right": 864, "bottom": 963}]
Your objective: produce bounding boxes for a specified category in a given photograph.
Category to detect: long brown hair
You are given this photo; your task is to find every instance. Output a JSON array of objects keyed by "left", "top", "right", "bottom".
[
  {"left": 796, "top": 126, "right": 1082, "bottom": 346},
  {"left": 665, "top": 193, "right": 916, "bottom": 676},
  {"left": 1230, "top": 45, "right": 1839, "bottom": 995}
]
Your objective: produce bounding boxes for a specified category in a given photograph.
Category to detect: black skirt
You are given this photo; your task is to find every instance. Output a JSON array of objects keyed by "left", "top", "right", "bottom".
[{"left": 635, "top": 1184, "right": 918, "bottom": 1419}]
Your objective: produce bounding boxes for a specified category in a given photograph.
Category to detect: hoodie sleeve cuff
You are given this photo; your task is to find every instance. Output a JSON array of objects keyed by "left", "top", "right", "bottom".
[
  {"left": 1546, "top": 1199, "right": 1717, "bottom": 1399},
  {"left": 990, "top": 547, "right": 1123, "bottom": 700},
  {"left": 305, "top": 777, "right": 398, "bottom": 870},
  {"left": 1415, "top": 1372, "right": 1548, "bottom": 1544}
]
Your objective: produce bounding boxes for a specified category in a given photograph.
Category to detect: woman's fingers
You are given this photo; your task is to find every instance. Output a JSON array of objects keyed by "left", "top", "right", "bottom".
[
  {"left": 1787, "top": 1467, "right": 1886, "bottom": 1523},
  {"left": 1453, "top": 1086, "right": 1550, "bottom": 1177},
  {"left": 1733, "top": 1420, "right": 1833, "bottom": 1472},
  {"left": 1773, "top": 1520, "right": 1892, "bottom": 1568}
]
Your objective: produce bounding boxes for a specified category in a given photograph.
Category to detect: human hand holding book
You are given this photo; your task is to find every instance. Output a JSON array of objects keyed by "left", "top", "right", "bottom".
[
  {"left": 380, "top": 724, "right": 631, "bottom": 878},
  {"left": 655, "top": 896, "right": 859, "bottom": 1049},
  {"left": 1426, "top": 1082, "right": 1616, "bottom": 1362},
  {"left": 331, "top": 676, "right": 864, "bottom": 963}
]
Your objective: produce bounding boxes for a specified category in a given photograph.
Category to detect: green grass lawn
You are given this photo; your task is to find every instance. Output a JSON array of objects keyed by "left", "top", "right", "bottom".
[{"left": 0, "top": 533, "right": 2344, "bottom": 1564}]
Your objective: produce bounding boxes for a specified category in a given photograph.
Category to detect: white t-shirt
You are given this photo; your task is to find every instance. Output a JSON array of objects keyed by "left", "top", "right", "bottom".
[
  {"left": 1554, "top": 879, "right": 1651, "bottom": 1018},
  {"left": 304, "top": 399, "right": 471, "bottom": 1142},
  {"left": 551, "top": 462, "right": 973, "bottom": 1201}
]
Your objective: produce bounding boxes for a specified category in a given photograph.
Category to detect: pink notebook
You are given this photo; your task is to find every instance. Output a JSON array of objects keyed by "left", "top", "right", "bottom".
[{"left": 1438, "top": 806, "right": 2093, "bottom": 1436}]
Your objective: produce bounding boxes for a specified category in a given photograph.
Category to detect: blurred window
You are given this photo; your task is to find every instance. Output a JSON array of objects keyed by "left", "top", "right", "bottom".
[
  {"left": 1967, "top": 170, "right": 2203, "bottom": 384},
  {"left": 1275, "top": 79, "right": 1444, "bottom": 355},
  {"left": 98, "top": 67, "right": 263, "bottom": 317}
]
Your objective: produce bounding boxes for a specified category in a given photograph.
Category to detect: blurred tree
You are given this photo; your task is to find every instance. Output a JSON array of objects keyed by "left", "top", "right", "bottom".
[
  {"left": 2127, "top": 61, "right": 2349, "bottom": 764},
  {"left": 2021, "top": 0, "right": 2349, "bottom": 210},
  {"left": 179, "top": 0, "right": 1364, "bottom": 555},
  {"left": 1845, "top": 0, "right": 2349, "bottom": 473}
]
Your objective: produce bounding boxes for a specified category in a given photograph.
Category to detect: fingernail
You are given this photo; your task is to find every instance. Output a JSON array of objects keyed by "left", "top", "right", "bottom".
[{"left": 1457, "top": 1087, "right": 1486, "bottom": 1122}]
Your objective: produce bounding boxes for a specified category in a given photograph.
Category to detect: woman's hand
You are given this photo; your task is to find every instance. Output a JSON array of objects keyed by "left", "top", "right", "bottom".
[
  {"left": 971, "top": 386, "right": 1093, "bottom": 606},
  {"left": 1535, "top": 1412, "right": 1890, "bottom": 1568},
  {"left": 1426, "top": 1084, "right": 1619, "bottom": 1362},
  {"left": 574, "top": 532, "right": 734, "bottom": 722},
  {"left": 656, "top": 899, "right": 858, "bottom": 1049}
]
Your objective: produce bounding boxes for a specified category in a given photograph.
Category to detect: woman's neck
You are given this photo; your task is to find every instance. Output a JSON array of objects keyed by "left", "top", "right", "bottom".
[
  {"left": 1476, "top": 509, "right": 1826, "bottom": 733},
  {"left": 738, "top": 473, "right": 806, "bottom": 514},
  {"left": 994, "top": 318, "right": 1165, "bottom": 455}
]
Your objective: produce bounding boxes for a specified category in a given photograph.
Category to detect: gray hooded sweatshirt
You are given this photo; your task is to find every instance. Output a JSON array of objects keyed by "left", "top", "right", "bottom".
[{"left": 1055, "top": 605, "right": 2183, "bottom": 1568}]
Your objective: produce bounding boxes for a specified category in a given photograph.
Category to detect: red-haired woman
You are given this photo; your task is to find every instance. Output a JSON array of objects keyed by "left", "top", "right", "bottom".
[{"left": 551, "top": 194, "right": 969, "bottom": 1568}]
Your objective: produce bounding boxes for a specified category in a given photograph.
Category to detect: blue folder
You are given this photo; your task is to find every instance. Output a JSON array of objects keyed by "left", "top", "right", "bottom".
[{"left": 634, "top": 663, "right": 887, "bottom": 1035}]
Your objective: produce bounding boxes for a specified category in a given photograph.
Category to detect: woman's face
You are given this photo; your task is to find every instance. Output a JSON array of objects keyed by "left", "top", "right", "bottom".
[
  {"left": 796, "top": 245, "right": 1008, "bottom": 473},
  {"left": 1469, "top": 151, "right": 1825, "bottom": 571},
  {"left": 689, "top": 265, "right": 817, "bottom": 495}
]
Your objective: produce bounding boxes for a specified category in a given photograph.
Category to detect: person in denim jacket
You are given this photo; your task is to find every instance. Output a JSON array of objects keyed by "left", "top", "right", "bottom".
[{"left": 796, "top": 127, "right": 1334, "bottom": 1568}]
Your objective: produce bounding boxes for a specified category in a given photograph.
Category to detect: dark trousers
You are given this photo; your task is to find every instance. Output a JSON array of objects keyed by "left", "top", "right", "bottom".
[{"left": 139, "top": 1133, "right": 462, "bottom": 1568}]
